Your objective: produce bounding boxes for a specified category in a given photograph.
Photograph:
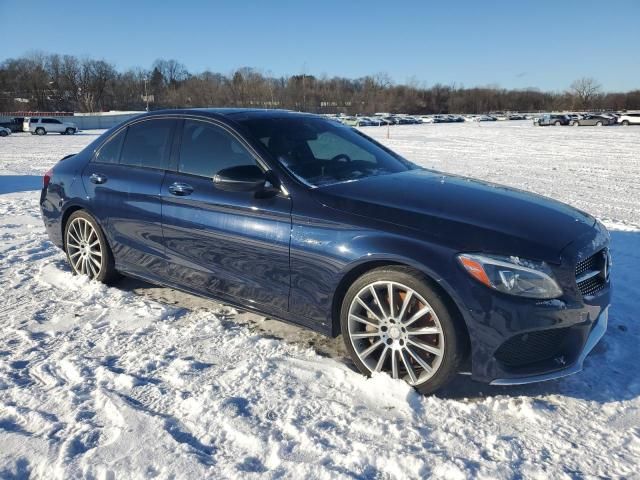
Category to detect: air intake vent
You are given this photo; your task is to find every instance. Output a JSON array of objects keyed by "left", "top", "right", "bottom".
[{"left": 576, "top": 249, "right": 608, "bottom": 297}]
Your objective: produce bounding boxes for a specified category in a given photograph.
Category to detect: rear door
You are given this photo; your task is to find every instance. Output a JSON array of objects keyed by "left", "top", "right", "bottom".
[
  {"left": 161, "top": 118, "right": 292, "bottom": 314},
  {"left": 42, "top": 118, "right": 63, "bottom": 133},
  {"left": 81, "top": 118, "right": 177, "bottom": 278}
]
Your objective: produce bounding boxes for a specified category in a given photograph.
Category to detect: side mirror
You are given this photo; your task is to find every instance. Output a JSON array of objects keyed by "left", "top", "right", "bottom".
[{"left": 213, "top": 165, "right": 280, "bottom": 195}]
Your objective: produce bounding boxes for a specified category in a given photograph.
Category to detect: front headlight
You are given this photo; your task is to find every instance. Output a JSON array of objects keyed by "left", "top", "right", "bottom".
[{"left": 457, "top": 254, "right": 562, "bottom": 299}]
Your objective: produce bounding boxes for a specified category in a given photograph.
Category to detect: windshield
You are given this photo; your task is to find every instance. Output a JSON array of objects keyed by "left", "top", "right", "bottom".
[{"left": 237, "top": 116, "right": 415, "bottom": 187}]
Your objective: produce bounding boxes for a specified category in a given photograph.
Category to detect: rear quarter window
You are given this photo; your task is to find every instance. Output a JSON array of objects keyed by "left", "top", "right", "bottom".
[{"left": 94, "top": 129, "right": 126, "bottom": 164}]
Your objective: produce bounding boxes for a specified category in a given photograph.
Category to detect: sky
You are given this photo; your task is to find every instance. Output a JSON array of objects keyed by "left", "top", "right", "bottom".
[{"left": 0, "top": 0, "right": 638, "bottom": 92}]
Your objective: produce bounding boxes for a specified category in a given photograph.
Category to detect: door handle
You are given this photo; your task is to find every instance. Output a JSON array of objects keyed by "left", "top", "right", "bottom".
[
  {"left": 89, "top": 173, "right": 107, "bottom": 184},
  {"left": 168, "top": 182, "right": 194, "bottom": 196}
]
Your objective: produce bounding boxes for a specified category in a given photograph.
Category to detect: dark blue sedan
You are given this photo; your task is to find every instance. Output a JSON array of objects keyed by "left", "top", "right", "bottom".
[{"left": 40, "top": 109, "right": 611, "bottom": 393}]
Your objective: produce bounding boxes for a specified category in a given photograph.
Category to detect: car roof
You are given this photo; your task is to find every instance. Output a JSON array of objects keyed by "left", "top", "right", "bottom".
[{"left": 142, "top": 108, "right": 319, "bottom": 122}]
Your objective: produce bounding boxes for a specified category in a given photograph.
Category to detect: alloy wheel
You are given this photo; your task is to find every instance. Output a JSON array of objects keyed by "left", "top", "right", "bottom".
[
  {"left": 66, "top": 217, "right": 103, "bottom": 279},
  {"left": 347, "top": 281, "right": 445, "bottom": 385}
]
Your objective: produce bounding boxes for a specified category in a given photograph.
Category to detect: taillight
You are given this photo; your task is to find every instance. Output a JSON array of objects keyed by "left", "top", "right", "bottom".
[{"left": 43, "top": 168, "right": 53, "bottom": 189}]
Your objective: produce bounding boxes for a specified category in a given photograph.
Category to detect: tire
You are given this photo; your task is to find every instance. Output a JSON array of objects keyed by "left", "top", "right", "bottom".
[
  {"left": 64, "top": 210, "right": 119, "bottom": 283},
  {"left": 572, "top": 121, "right": 579, "bottom": 127},
  {"left": 65, "top": 128, "right": 75, "bottom": 135},
  {"left": 340, "top": 266, "right": 466, "bottom": 395},
  {"left": 554, "top": 121, "right": 561, "bottom": 126},
  {"left": 0, "top": 131, "right": 7, "bottom": 137},
  {"left": 36, "top": 127, "right": 46, "bottom": 135},
  {"left": 622, "top": 120, "right": 629, "bottom": 126},
  {"left": 596, "top": 121, "right": 603, "bottom": 127}
]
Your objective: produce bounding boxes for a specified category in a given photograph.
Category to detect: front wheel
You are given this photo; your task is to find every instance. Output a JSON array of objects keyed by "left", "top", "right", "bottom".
[
  {"left": 0, "top": 130, "right": 7, "bottom": 137},
  {"left": 65, "top": 128, "right": 76, "bottom": 135},
  {"left": 622, "top": 120, "right": 629, "bottom": 126},
  {"left": 64, "top": 210, "right": 118, "bottom": 283},
  {"left": 340, "top": 266, "right": 466, "bottom": 394}
]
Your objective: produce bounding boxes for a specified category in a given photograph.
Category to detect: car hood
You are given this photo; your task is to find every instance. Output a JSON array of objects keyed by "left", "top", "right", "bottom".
[{"left": 312, "top": 169, "right": 596, "bottom": 262}]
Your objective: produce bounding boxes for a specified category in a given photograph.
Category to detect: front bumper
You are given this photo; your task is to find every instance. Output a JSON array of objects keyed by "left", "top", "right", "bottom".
[
  {"left": 447, "top": 222, "right": 611, "bottom": 385},
  {"left": 490, "top": 306, "right": 608, "bottom": 385}
]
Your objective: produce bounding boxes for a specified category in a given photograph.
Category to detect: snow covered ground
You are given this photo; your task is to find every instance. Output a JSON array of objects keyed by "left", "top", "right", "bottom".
[{"left": 0, "top": 122, "right": 638, "bottom": 479}]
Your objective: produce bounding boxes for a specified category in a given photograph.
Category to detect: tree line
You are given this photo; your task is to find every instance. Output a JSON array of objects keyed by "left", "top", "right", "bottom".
[{"left": 1, "top": 53, "right": 638, "bottom": 115}]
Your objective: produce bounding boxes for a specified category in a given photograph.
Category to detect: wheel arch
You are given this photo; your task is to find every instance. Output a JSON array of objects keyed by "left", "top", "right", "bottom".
[
  {"left": 329, "top": 258, "right": 471, "bottom": 357},
  {"left": 60, "top": 204, "right": 110, "bottom": 250}
]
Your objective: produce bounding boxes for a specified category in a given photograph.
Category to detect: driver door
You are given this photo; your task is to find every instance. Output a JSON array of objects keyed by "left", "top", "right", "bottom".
[{"left": 161, "top": 119, "right": 292, "bottom": 314}]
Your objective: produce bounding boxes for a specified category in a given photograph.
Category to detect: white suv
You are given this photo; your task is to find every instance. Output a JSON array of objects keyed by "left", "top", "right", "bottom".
[
  {"left": 24, "top": 117, "right": 78, "bottom": 135},
  {"left": 617, "top": 112, "right": 640, "bottom": 126}
]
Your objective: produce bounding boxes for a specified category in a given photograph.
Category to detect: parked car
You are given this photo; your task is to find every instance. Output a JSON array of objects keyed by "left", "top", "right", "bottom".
[
  {"left": 0, "top": 117, "right": 25, "bottom": 132},
  {"left": 617, "top": 112, "right": 640, "bottom": 126},
  {"left": 373, "top": 116, "right": 392, "bottom": 126},
  {"left": 508, "top": 114, "right": 526, "bottom": 121},
  {"left": 431, "top": 114, "right": 450, "bottom": 123},
  {"left": 357, "top": 117, "right": 371, "bottom": 126},
  {"left": 40, "top": 109, "right": 611, "bottom": 394},
  {"left": 572, "top": 114, "right": 614, "bottom": 127},
  {"left": 0, "top": 126, "right": 11, "bottom": 137},
  {"left": 534, "top": 114, "right": 571, "bottom": 126},
  {"left": 25, "top": 117, "right": 78, "bottom": 135},
  {"left": 392, "top": 116, "right": 413, "bottom": 125}
]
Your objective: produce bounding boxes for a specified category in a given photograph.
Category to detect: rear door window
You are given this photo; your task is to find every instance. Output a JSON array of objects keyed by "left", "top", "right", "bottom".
[{"left": 120, "top": 119, "right": 175, "bottom": 170}]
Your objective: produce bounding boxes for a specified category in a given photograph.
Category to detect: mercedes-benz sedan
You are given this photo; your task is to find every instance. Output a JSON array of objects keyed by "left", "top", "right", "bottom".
[{"left": 40, "top": 109, "right": 611, "bottom": 394}]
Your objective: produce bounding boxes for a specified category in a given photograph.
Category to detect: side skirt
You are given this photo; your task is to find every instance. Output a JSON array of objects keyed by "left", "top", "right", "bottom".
[{"left": 115, "top": 269, "right": 332, "bottom": 337}]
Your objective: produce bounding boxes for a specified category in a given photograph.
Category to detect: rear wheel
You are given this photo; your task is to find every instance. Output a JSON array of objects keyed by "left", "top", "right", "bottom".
[
  {"left": 596, "top": 121, "right": 603, "bottom": 127},
  {"left": 64, "top": 210, "right": 118, "bottom": 283},
  {"left": 65, "top": 127, "right": 75, "bottom": 135},
  {"left": 36, "top": 127, "right": 46, "bottom": 135},
  {"left": 572, "top": 121, "right": 579, "bottom": 126},
  {"left": 622, "top": 120, "right": 629, "bottom": 126},
  {"left": 0, "top": 130, "right": 7, "bottom": 137},
  {"left": 340, "top": 266, "right": 466, "bottom": 395}
]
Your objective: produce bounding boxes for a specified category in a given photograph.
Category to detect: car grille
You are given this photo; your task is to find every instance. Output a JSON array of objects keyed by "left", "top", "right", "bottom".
[
  {"left": 575, "top": 249, "right": 608, "bottom": 297},
  {"left": 495, "top": 328, "right": 570, "bottom": 367}
]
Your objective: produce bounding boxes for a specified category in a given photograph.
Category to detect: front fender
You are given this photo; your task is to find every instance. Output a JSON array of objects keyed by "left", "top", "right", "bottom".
[{"left": 289, "top": 222, "right": 471, "bottom": 336}]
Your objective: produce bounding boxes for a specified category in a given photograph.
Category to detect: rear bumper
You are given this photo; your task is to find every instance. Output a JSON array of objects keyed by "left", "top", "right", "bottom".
[{"left": 490, "top": 306, "right": 608, "bottom": 385}]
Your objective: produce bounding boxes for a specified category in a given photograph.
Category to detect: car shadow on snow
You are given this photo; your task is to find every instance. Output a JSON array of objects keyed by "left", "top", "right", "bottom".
[
  {"left": 0, "top": 175, "right": 42, "bottom": 194},
  {"left": 109, "top": 229, "right": 639, "bottom": 404}
]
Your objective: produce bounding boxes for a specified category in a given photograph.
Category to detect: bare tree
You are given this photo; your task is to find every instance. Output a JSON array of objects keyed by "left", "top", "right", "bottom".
[
  {"left": 2, "top": 53, "right": 639, "bottom": 114},
  {"left": 569, "top": 77, "right": 602, "bottom": 109}
]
